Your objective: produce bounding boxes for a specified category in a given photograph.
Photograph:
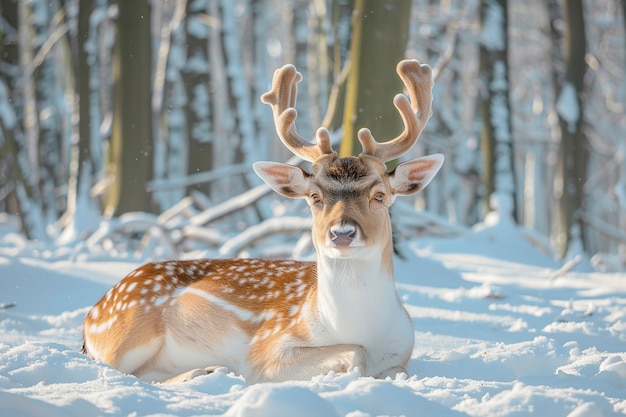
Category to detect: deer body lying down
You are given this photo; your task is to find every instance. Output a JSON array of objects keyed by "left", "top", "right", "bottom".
[{"left": 82, "top": 60, "right": 443, "bottom": 383}]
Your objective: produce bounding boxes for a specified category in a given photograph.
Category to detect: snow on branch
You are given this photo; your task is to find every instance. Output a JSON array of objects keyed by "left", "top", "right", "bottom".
[
  {"left": 147, "top": 163, "right": 249, "bottom": 191},
  {"left": 191, "top": 184, "right": 274, "bottom": 226},
  {"left": 190, "top": 156, "right": 305, "bottom": 226},
  {"left": 584, "top": 211, "right": 626, "bottom": 243},
  {"left": 392, "top": 200, "right": 469, "bottom": 238},
  {"left": 72, "top": 212, "right": 179, "bottom": 261},
  {"left": 219, "top": 216, "right": 313, "bottom": 258}
]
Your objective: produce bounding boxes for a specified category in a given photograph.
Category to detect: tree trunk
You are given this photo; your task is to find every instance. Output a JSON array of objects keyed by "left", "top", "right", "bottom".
[
  {"left": 324, "top": 0, "right": 353, "bottom": 131},
  {"left": 30, "top": 0, "right": 64, "bottom": 224},
  {"left": 615, "top": 0, "right": 626, "bottom": 269},
  {"left": 478, "top": 0, "right": 518, "bottom": 222},
  {"left": 0, "top": 0, "right": 46, "bottom": 240},
  {"left": 58, "top": 0, "right": 101, "bottom": 241},
  {"left": 339, "top": 0, "right": 411, "bottom": 163},
  {"left": 218, "top": 0, "right": 254, "bottom": 197},
  {"left": 554, "top": 0, "right": 588, "bottom": 257},
  {"left": 184, "top": 0, "right": 213, "bottom": 197},
  {"left": 290, "top": 0, "right": 314, "bottom": 137},
  {"left": 76, "top": 0, "right": 96, "bottom": 207},
  {"left": 105, "top": 0, "right": 154, "bottom": 216}
]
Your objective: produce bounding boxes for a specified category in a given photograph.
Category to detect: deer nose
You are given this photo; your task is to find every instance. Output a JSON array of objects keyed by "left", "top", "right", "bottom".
[{"left": 329, "top": 224, "right": 357, "bottom": 247}]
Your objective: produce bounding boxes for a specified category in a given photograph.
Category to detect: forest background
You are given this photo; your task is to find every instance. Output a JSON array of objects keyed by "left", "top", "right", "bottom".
[{"left": 0, "top": 0, "right": 624, "bottom": 270}]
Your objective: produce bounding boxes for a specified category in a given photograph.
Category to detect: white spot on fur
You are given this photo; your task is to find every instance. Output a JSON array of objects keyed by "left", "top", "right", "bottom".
[
  {"left": 182, "top": 287, "right": 254, "bottom": 322},
  {"left": 88, "top": 315, "right": 118, "bottom": 334}
]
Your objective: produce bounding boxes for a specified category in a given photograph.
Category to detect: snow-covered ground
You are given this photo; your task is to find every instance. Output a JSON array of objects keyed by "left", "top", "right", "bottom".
[{"left": 1, "top": 220, "right": 625, "bottom": 417}]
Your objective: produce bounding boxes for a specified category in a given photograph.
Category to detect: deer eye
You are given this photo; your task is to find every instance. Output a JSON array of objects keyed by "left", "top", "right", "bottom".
[
  {"left": 310, "top": 193, "right": 322, "bottom": 205},
  {"left": 374, "top": 192, "right": 385, "bottom": 203}
]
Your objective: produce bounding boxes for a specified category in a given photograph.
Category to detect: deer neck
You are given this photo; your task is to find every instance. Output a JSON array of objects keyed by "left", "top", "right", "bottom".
[{"left": 314, "top": 241, "right": 398, "bottom": 321}]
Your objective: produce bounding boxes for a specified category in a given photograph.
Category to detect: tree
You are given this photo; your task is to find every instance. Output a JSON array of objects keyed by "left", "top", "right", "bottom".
[
  {"left": 104, "top": 0, "right": 154, "bottom": 216},
  {"left": 29, "top": 0, "right": 65, "bottom": 224},
  {"left": 58, "top": 0, "right": 103, "bottom": 242},
  {"left": 183, "top": 0, "right": 213, "bottom": 197},
  {"left": 339, "top": 0, "right": 411, "bottom": 161},
  {"left": 615, "top": 0, "right": 626, "bottom": 269},
  {"left": 0, "top": 0, "right": 47, "bottom": 239},
  {"left": 478, "top": 0, "right": 517, "bottom": 223},
  {"left": 553, "top": 0, "right": 588, "bottom": 257}
]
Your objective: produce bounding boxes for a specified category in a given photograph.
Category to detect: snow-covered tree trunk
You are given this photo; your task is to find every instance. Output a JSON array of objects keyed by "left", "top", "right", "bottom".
[
  {"left": 305, "top": 0, "right": 327, "bottom": 130},
  {"left": 290, "top": 0, "right": 313, "bottom": 137},
  {"left": 217, "top": 0, "right": 255, "bottom": 196},
  {"left": 0, "top": 0, "right": 47, "bottom": 240},
  {"left": 478, "top": 0, "right": 518, "bottom": 223},
  {"left": 58, "top": 0, "right": 107, "bottom": 243},
  {"left": 620, "top": 0, "right": 626, "bottom": 267},
  {"left": 553, "top": 0, "right": 588, "bottom": 258},
  {"left": 249, "top": 0, "right": 271, "bottom": 163},
  {"left": 167, "top": 1, "right": 188, "bottom": 209},
  {"left": 29, "top": 0, "right": 64, "bottom": 225},
  {"left": 322, "top": 0, "right": 352, "bottom": 132},
  {"left": 152, "top": 0, "right": 186, "bottom": 211}
]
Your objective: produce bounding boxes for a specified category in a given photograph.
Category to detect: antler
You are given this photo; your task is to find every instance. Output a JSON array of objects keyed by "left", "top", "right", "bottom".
[
  {"left": 357, "top": 60, "right": 433, "bottom": 163},
  {"left": 261, "top": 65, "right": 335, "bottom": 163}
]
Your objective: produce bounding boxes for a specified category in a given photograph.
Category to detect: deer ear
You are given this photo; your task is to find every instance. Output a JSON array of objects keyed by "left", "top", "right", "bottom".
[
  {"left": 253, "top": 162, "right": 310, "bottom": 199},
  {"left": 389, "top": 154, "right": 444, "bottom": 196}
]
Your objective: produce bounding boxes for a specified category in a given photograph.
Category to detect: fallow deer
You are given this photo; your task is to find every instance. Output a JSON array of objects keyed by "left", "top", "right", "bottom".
[{"left": 82, "top": 59, "right": 443, "bottom": 384}]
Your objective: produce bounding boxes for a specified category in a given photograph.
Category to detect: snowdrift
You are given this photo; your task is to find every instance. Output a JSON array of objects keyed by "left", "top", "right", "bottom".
[{"left": 1, "top": 224, "right": 625, "bottom": 416}]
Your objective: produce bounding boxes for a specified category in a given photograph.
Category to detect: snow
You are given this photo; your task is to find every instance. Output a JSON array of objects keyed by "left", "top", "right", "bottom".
[
  {"left": 1, "top": 222, "right": 626, "bottom": 416},
  {"left": 556, "top": 82, "right": 581, "bottom": 134},
  {"left": 0, "top": 80, "right": 17, "bottom": 130},
  {"left": 479, "top": 0, "right": 506, "bottom": 52}
]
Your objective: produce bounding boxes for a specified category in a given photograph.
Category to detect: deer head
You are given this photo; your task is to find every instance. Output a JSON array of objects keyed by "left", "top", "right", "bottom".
[{"left": 254, "top": 60, "right": 443, "bottom": 262}]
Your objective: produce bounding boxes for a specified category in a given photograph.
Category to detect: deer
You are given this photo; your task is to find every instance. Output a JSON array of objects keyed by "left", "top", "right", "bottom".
[{"left": 82, "top": 59, "right": 443, "bottom": 384}]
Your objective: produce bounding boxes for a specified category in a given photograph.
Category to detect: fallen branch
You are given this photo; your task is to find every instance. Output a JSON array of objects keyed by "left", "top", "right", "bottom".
[
  {"left": 147, "top": 163, "right": 249, "bottom": 191},
  {"left": 190, "top": 156, "right": 304, "bottom": 226},
  {"left": 219, "top": 216, "right": 313, "bottom": 258},
  {"left": 191, "top": 184, "right": 274, "bottom": 226},
  {"left": 549, "top": 255, "right": 581, "bottom": 281}
]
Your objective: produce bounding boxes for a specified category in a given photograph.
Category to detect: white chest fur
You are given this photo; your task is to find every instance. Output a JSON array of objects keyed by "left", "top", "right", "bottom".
[{"left": 313, "top": 256, "right": 414, "bottom": 376}]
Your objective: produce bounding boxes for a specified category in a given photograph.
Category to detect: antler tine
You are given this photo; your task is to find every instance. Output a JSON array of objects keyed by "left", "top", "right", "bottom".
[
  {"left": 358, "top": 60, "right": 433, "bottom": 163},
  {"left": 261, "top": 65, "right": 334, "bottom": 162}
]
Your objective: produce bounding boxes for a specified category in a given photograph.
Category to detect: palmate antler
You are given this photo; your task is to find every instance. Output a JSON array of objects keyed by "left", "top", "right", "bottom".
[
  {"left": 260, "top": 65, "right": 334, "bottom": 162},
  {"left": 262, "top": 59, "right": 433, "bottom": 164},
  {"left": 357, "top": 60, "right": 433, "bottom": 162}
]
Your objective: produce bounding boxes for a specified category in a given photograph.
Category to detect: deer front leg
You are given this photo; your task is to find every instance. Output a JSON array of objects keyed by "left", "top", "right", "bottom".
[
  {"left": 376, "top": 366, "right": 408, "bottom": 380},
  {"left": 252, "top": 343, "right": 367, "bottom": 382},
  {"left": 160, "top": 366, "right": 228, "bottom": 383}
]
